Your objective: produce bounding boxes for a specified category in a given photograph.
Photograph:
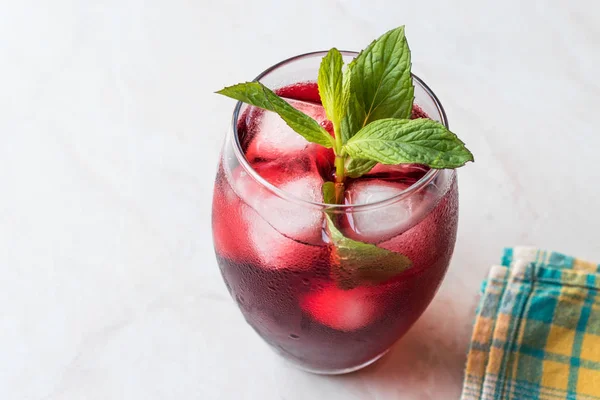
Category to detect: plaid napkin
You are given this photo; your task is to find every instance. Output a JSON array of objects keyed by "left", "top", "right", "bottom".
[{"left": 461, "top": 247, "right": 600, "bottom": 399}]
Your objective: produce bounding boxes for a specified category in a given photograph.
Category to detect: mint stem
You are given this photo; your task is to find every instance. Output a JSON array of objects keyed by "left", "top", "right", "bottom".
[
  {"left": 333, "top": 119, "right": 346, "bottom": 203},
  {"left": 334, "top": 154, "right": 345, "bottom": 180},
  {"left": 334, "top": 147, "right": 345, "bottom": 205}
]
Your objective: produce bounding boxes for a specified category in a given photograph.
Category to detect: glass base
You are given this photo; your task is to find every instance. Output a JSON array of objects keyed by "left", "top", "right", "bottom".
[{"left": 286, "top": 349, "right": 390, "bottom": 375}]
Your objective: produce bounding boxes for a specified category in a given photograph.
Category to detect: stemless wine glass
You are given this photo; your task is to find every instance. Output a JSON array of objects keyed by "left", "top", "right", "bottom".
[{"left": 212, "top": 51, "right": 458, "bottom": 375}]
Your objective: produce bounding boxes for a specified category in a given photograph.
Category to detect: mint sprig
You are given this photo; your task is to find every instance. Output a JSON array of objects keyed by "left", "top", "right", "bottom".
[
  {"left": 216, "top": 26, "right": 473, "bottom": 183},
  {"left": 217, "top": 26, "right": 474, "bottom": 288}
]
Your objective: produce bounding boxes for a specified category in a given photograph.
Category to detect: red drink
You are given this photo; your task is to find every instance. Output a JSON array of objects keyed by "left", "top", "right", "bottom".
[{"left": 212, "top": 52, "right": 459, "bottom": 374}]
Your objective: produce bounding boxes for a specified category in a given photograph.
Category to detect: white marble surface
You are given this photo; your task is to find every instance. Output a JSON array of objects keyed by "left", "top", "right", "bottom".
[{"left": 2, "top": 1, "right": 600, "bottom": 399}]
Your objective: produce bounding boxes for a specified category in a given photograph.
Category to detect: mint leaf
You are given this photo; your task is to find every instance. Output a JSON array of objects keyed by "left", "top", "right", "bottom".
[
  {"left": 325, "top": 213, "right": 412, "bottom": 289},
  {"left": 217, "top": 82, "right": 334, "bottom": 148},
  {"left": 341, "top": 95, "right": 363, "bottom": 144},
  {"left": 321, "top": 182, "right": 412, "bottom": 289},
  {"left": 344, "top": 118, "right": 474, "bottom": 168},
  {"left": 340, "top": 66, "right": 362, "bottom": 143},
  {"left": 349, "top": 26, "right": 414, "bottom": 126},
  {"left": 318, "top": 48, "right": 344, "bottom": 133},
  {"left": 346, "top": 158, "right": 377, "bottom": 178}
]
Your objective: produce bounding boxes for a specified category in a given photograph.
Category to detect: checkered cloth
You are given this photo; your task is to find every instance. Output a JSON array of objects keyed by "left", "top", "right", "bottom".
[{"left": 461, "top": 247, "right": 600, "bottom": 399}]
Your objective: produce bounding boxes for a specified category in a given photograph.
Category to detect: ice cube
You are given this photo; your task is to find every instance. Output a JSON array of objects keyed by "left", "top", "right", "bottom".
[
  {"left": 235, "top": 161, "right": 325, "bottom": 245},
  {"left": 215, "top": 163, "right": 327, "bottom": 270},
  {"left": 252, "top": 156, "right": 319, "bottom": 192},
  {"left": 342, "top": 179, "right": 425, "bottom": 244},
  {"left": 245, "top": 98, "right": 330, "bottom": 162},
  {"left": 377, "top": 181, "right": 458, "bottom": 268},
  {"left": 214, "top": 190, "right": 324, "bottom": 271},
  {"left": 300, "top": 283, "right": 383, "bottom": 331},
  {"left": 244, "top": 210, "right": 326, "bottom": 270},
  {"left": 214, "top": 173, "right": 326, "bottom": 270}
]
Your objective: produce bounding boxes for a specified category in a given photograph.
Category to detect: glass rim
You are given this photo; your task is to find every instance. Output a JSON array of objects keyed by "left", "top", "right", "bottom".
[{"left": 230, "top": 50, "right": 450, "bottom": 211}]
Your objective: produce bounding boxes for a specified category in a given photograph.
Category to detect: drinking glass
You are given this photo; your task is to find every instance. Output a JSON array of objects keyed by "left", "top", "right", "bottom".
[{"left": 212, "top": 51, "right": 458, "bottom": 374}]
